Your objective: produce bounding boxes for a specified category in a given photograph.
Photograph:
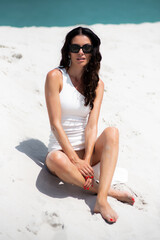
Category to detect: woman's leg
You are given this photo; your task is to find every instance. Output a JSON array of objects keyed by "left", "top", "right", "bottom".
[
  {"left": 89, "top": 127, "right": 119, "bottom": 222},
  {"left": 91, "top": 127, "right": 134, "bottom": 216},
  {"left": 45, "top": 150, "right": 96, "bottom": 194},
  {"left": 46, "top": 150, "right": 134, "bottom": 205},
  {"left": 46, "top": 128, "right": 134, "bottom": 223}
]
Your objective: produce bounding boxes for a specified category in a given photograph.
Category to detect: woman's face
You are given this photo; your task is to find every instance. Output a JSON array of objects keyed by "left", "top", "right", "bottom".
[{"left": 69, "top": 35, "right": 92, "bottom": 67}]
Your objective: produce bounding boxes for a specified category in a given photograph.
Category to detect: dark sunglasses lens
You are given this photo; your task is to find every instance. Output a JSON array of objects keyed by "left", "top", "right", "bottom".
[
  {"left": 70, "top": 44, "right": 93, "bottom": 53},
  {"left": 82, "top": 44, "right": 92, "bottom": 53},
  {"left": 70, "top": 44, "right": 80, "bottom": 53}
]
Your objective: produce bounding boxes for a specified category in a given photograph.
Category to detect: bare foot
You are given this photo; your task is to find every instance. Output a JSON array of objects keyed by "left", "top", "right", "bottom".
[
  {"left": 108, "top": 188, "right": 135, "bottom": 205},
  {"left": 94, "top": 199, "right": 118, "bottom": 224}
]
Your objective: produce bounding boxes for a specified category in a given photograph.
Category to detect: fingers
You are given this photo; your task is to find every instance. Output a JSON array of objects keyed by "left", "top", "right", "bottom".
[
  {"left": 86, "top": 164, "right": 94, "bottom": 176},
  {"left": 83, "top": 172, "right": 94, "bottom": 180},
  {"left": 76, "top": 160, "right": 94, "bottom": 179},
  {"left": 80, "top": 168, "right": 90, "bottom": 178},
  {"left": 80, "top": 166, "right": 94, "bottom": 178},
  {"left": 84, "top": 163, "right": 94, "bottom": 177},
  {"left": 83, "top": 177, "right": 94, "bottom": 190},
  {"left": 86, "top": 166, "right": 94, "bottom": 177},
  {"left": 84, "top": 175, "right": 94, "bottom": 180}
]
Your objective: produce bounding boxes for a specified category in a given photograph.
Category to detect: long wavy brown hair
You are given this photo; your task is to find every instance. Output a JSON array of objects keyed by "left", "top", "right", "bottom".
[{"left": 59, "top": 26, "right": 102, "bottom": 110}]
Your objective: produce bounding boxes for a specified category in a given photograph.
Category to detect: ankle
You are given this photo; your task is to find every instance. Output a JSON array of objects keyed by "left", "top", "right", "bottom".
[{"left": 96, "top": 194, "right": 107, "bottom": 205}]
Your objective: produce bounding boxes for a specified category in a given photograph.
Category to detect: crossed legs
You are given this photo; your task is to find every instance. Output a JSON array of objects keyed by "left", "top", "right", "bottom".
[{"left": 45, "top": 127, "right": 134, "bottom": 223}]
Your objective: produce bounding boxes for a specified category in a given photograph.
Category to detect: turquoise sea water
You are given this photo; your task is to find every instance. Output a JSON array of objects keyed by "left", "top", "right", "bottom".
[{"left": 0, "top": 0, "right": 160, "bottom": 27}]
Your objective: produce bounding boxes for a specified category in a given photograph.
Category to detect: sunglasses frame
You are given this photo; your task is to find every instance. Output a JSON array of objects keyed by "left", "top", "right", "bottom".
[{"left": 69, "top": 44, "right": 93, "bottom": 53}]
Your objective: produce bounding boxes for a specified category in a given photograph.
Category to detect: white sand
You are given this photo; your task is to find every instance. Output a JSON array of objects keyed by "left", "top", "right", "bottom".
[{"left": 0, "top": 22, "right": 160, "bottom": 240}]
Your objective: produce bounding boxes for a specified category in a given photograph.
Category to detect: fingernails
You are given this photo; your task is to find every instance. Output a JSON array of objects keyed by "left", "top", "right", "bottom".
[
  {"left": 85, "top": 176, "right": 94, "bottom": 179},
  {"left": 91, "top": 185, "right": 93, "bottom": 187},
  {"left": 87, "top": 187, "right": 89, "bottom": 190},
  {"left": 83, "top": 186, "right": 86, "bottom": 189}
]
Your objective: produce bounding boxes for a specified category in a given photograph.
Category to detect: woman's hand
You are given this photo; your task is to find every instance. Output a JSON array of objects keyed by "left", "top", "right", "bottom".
[
  {"left": 83, "top": 176, "right": 94, "bottom": 190},
  {"left": 74, "top": 159, "right": 94, "bottom": 178}
]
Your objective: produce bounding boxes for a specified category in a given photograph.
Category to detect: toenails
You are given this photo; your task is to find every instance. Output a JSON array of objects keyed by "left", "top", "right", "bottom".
[
  {"left": 131, "top": 197, "right": 135, "bottom": 205},
  {"left": 110, "top": 218, "right": 117, "bottom": 223}
]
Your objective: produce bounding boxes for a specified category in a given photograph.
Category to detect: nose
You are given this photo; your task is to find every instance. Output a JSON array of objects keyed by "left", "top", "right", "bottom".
[{"left": 78, "top": 48, "right": 84, "bottom": 54}]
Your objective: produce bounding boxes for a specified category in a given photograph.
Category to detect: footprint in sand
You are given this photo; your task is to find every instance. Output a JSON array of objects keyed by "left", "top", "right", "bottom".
[
  {"left": 25, "top": 211, "right": 64, "bottom": 236},
  {"left": 43, "top": 211, "right": 64, "bottom": 229},
  {"left": 26, "top": 222, "right": 39, "bottom": 235},
  {"left": 0, "top": 44, "right": 10, "bottom": 48},
  {"left": 0, "top": 44, "right": 22, "bottom": 63},
  {"left": 12, "top": 53, "right": 23, "bottom": 59}
]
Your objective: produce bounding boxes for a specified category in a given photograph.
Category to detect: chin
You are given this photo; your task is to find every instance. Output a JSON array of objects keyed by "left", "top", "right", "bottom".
[{"left": 77, "top": 61, "right": 88, "bottom": 67}]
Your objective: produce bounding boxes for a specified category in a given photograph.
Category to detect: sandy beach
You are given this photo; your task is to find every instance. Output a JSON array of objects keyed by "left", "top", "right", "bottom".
[{"left": 0, "top": 22, "right": 160, "bottom": 240}]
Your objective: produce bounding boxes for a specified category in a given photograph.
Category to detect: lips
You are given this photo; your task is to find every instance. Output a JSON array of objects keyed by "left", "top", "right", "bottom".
[{"left": 77, "top": 57, "right": 85, "bottom": 61}]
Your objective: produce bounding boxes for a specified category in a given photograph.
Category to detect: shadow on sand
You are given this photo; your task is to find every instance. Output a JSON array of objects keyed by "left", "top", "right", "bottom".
[{"left": 16, "top": 138, "right": 96, "bottom": 211}]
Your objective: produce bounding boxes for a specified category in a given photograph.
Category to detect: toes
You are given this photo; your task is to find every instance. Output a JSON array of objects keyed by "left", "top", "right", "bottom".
[
  {"left": 105, "top": 214, "right": 118, "bottom": 224},
  {"left": 110, "top": 218, "right": 116, "bottom": 223},
  {"left": 120, "top": 193, "right": 135, "bottom": 205},
  {"left": 105, "top": 217, "right": 117, "bottom": 224},
  {"left": 131, "top": 197, "right": 135, "bottom": 205},
  {"left": 128, "top": 195, "right": 135, "bottom": 205}
]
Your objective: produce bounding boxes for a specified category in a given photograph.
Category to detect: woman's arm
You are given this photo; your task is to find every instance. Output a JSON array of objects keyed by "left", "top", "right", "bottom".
[
  {"left": 45, "top": 69, "right": 94, "bottom": 177},
  {"left": 84, "top": 79, "right": 104, "bottom": 164},
  {"left": 45, "top": 69, "right": 79, "bottom": 164}
]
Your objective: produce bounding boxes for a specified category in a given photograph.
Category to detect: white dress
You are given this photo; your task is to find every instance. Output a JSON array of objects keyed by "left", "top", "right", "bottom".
[{"left": 48, "top": 67, "right": 90, "bottom": 153}]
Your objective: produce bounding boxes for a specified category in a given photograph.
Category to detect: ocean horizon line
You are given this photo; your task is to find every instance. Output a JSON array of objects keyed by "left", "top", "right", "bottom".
[{"left": 1, "top": 21, "right": 160, "bottom": 29}]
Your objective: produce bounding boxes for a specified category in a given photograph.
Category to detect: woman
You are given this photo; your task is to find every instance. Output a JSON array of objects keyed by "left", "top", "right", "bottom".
[{"left": 45, "top": 26, "right": 134, "bottom": 224}]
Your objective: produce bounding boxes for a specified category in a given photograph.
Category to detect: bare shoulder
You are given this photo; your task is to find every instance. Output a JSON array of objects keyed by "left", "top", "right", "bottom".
[
  {"left": 46, "top": 68, "right": 62, "bottom": 83},
  {"left": 96, "top": 78, "right": 104, "bottom": 95},
  {"left": 98, "top": 78, "right": 104, "bottom": 89},
  {"left": 45, "top": 68, "right": 63, "bottom": 92}
]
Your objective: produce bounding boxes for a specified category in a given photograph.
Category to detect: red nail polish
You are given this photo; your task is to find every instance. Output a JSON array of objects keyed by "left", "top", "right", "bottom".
[
  {"left": 87, "top": 187, "right": 89, "bottom": 190},
  {"left": 132, "top": 198, "right": 135, "bottom": 202},
  {"left": 110, "top": 218, "right": 113, "bottom": 222},
  {"left": 84, "top": 186, "right": 86, "bottom": 189},
  {"left": 91, "top": 185, "right": 93, "bottom": 187},
  {"left": 91, "top": 176, "right": 93, "bottom": 179}
]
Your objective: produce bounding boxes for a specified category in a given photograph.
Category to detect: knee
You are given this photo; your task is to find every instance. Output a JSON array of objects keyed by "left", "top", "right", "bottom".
[
  {"left": 103, "top": 127, "right": 119, "bottom": 145},
  {"left": 46, "top": 151, "right": 67, "bottom": 170}
]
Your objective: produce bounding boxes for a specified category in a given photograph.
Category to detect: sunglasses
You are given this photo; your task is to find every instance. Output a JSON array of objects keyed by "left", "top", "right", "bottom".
[{"left": 69, "top": 44, "right": 93, "bottom": 53}]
